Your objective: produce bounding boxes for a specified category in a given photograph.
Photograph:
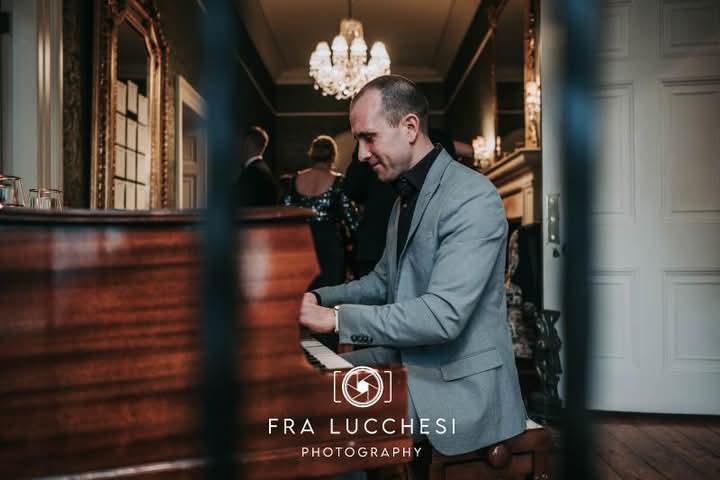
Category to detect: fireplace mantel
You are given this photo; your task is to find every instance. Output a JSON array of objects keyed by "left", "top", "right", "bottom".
[{"left": 484, "top": 148, "right": 541, "bottom": 225}]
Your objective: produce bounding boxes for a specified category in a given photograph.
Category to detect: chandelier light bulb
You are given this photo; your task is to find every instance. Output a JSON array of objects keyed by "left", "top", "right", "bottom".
[
  {"left": 331, "top": 34, "right": 348, "bottom": 53},
  {"left": 315, "top": 41, "right": 331, "bottom": 56},
  {"left": 350, "top": 37, "right": 367, "bottom": 57},
  {"left": 370, "top": 42, "right": 388, "bottom": 60}
]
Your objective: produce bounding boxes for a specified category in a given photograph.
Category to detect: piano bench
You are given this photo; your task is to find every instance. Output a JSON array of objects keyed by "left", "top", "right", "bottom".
[{"left": 405, "top": 419, "right": 552, "bottom": 480}]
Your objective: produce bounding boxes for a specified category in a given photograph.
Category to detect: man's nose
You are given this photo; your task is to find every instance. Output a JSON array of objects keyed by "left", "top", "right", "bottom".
[{"left": 358, "top": 144, "right": 372, "bottom": 162}]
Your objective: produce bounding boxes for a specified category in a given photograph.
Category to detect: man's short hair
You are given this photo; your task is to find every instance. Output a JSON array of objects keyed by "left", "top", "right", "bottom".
[
  {"left": 245, "top": 125, "right": 269, "bottom": 153},
  {"left": 350, "top": 75, "right": 430, "bottom": 135}
]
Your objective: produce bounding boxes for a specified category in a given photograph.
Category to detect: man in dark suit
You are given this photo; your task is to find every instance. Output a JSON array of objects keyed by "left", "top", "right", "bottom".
[{"left": 236, "top": 125, "right": 279, "bottom": 207}]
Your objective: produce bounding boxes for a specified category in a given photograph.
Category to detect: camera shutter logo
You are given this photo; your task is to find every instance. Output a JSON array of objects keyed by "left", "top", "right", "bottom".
[{"left": 340, "top": 366, "right": 385, "bottom": 408}]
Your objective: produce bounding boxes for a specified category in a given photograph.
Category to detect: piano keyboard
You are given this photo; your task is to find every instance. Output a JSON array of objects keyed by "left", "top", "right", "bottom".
[{"left": 301, "top": 338, "right": 353, "bottom": 370}]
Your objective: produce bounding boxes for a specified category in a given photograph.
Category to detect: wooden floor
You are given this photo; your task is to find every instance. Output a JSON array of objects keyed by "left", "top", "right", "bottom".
[{"left": 591, "top": 414, "right": 720, "bottom": 479}]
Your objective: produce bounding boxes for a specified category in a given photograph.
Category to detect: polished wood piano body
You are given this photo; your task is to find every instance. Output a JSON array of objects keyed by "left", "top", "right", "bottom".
[{"left": 0, "top": 208, "right": 411, "bottom": 479}]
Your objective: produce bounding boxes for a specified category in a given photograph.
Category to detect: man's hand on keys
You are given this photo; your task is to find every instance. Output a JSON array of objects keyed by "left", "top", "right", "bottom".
[{"left": 299, "top": 293, "right": 335, "bottom": 333}]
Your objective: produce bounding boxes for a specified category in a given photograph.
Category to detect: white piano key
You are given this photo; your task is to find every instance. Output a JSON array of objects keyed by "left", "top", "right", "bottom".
[{"left": 301, "top": 339, "right": 352, "bottom": 369}]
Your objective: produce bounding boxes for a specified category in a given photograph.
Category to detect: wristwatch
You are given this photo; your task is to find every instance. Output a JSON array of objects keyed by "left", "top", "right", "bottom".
[{"left": 333, "top": 305, "right": 341, "bottom": 333}]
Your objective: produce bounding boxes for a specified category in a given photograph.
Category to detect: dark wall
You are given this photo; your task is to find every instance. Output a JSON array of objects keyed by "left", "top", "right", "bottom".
[
  {"left": 445, "top": 2, "right": 497, "bottom": 149},
  {"left": 447, "top": 40, "right": 496, "bottom": 146}
]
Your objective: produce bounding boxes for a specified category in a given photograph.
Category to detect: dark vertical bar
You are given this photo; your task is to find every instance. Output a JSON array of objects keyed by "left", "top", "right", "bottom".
[
  {"left": 558, "top": 0, "right": 598, "bottom": 478},
  {"left": 200, "top": 0, "right": 241, "bottom": 478},
  {"left": 0, "top": 11, "right": 9, "bottom": 34}
]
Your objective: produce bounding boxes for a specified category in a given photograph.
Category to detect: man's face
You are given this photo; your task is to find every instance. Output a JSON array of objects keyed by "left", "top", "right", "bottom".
[{"left": 350, "top": 90, "right": 414, "bottom": 182}]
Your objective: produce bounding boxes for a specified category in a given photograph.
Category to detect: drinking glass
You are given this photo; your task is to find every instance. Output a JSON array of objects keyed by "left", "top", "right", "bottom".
[
  {"left": 0, "top": 175, "right": 27, "bottom": 207},
  {"left": 49, "top": 188, "right": 64, "bottom": 209},
  {"left": 29, "top": 188, "right": 63, "bottom": 210}
]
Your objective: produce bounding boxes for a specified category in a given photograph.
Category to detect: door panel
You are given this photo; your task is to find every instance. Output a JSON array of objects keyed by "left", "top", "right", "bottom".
[{"left": 181, "top": 130, "right": 206, "bottom": 208}]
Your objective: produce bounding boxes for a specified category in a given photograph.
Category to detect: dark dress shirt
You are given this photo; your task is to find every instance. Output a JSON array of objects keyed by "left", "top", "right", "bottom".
[{"left": 393, "top": 144, "right": 441, "bottom": 264}]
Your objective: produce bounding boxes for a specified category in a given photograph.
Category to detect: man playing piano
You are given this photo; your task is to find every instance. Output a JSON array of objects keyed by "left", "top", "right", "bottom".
[{"left": 300, "top": 75, "right": 527, "bottom": 457}]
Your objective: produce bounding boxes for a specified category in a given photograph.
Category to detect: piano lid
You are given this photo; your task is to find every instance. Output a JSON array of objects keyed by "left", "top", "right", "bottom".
[{"left": 0, "top": 206, "right": 315, "bottom": 225}]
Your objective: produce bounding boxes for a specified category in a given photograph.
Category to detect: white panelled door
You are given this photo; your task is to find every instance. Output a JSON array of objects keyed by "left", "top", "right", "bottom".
[
  {"left": 181, "top": 129, "right": 206, "bottom": 209},
  {"left": 590, "top": 0, "right": 720, "bottom": 413}
]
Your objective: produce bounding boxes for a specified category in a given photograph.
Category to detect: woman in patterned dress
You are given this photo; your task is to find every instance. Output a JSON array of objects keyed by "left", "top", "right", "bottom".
[{"left": 283, "top": 135, "right": 360, "bottom": 290}]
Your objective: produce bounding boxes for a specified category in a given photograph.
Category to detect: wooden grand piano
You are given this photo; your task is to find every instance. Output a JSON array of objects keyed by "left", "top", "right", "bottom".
[{"left": 0, "top": 207, "right": 412, "bottom": 479}]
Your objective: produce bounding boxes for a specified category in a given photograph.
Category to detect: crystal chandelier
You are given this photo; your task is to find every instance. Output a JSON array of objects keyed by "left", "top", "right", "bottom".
[{"left": 308, "top": 1, "right": 390, "bottom": 100}]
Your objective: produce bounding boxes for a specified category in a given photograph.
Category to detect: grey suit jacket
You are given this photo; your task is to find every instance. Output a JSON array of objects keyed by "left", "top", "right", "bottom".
[{"left": 315, "top": 149, "right": 527, "bottom": 455}]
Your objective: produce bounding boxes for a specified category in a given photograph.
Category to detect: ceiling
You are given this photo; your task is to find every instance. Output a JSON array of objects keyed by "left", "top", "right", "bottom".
[{"left": 236, "top": 0, "right": 483, "bottom": 85}]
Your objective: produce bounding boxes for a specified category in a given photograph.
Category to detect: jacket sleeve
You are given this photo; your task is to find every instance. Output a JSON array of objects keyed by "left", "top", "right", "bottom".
[{"left": 336, "top": 187, "right": 507, "bottom": 347}]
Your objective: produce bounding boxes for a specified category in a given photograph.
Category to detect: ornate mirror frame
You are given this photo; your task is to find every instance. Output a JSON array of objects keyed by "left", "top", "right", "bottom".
[
  {"left": 523, "top": 0, "right": 541, "bottom": 149},
  {"left": 90, "top": 0, "right": 168, "bottom": 208}
]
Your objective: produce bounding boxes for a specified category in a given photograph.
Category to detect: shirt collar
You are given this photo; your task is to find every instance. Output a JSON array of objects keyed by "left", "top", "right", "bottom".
[
  {"left": 244, "top": 155, "right": 263, "bottom": 168},
  {"left": 393, "top": 144, "right": 442, "bottom": 196}
]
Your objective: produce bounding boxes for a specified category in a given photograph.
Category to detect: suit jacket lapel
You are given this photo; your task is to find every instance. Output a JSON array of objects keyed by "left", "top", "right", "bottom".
[
  {"left": 397, "top": 150, "right": 453, "bottom": 269},
  {"left": 386, "top": 199, "right": 400, "bottom": 299}
]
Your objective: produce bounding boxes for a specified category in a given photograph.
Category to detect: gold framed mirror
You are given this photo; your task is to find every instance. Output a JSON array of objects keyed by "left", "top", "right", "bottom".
[
  {"left": 91, "top": 0, "right": 168, "bottom": 209},
  {"left": 523, "top": 0, "right": 540, "bottom": 149},
  {"left": 491, "top": 0, "right": 541, "bottom": 161}
]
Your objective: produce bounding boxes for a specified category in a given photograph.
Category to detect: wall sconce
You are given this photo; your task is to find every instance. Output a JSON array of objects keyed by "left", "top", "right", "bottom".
[
  {"left": 525, "top": 80, "right": 541, "bottom": 148},
  {"left": 526, "top": 80, "right": 541, "bottom": 115},
  {"left": 472, "top": 136, "right": 493, "bottom": 170}
]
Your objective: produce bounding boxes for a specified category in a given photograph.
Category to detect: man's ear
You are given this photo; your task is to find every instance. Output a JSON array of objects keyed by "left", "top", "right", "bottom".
[{"left": 402, "top": 113, "right": 421, "bottom": 143}]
